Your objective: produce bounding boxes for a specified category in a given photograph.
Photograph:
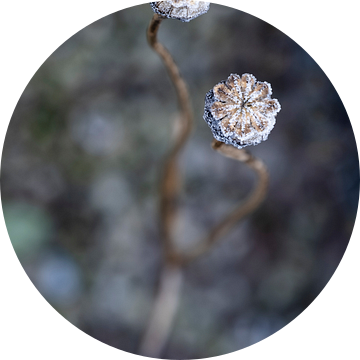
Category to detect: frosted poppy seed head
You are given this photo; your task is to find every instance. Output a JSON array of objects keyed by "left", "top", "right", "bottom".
[
  {"left": 150, "top": 1, "right": 210, "bottom": 22},
  {"left": 203, "top": 73, "right": 281, "bottom": 149}
]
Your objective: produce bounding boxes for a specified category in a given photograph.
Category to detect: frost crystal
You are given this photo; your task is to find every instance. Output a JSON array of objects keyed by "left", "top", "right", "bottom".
[
  {"left": 203, "top": 73, "right": 281, "bottom": 149},
  {"left": 150, "top": 1, "right": 210, "bottom": 22}
]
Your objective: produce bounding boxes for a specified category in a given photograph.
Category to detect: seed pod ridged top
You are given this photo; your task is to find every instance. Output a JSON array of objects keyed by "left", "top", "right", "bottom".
[
  {"left": 150, "top": 1, "right": 210, "bottom": 22},
  {"left": 204, "top": 73, "right": 281, "bottom": 149}
]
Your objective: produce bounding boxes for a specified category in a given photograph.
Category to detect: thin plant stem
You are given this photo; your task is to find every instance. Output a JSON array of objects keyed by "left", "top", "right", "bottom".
[
  {"left": 139, "top": 264, "right": 183, "bottom": 357},
  {"left": 148, "top": 14, "right": 193, "bottom": 261},
  {"left": 140, "top": 14, "right": 269, "bottom": 359},
  {"left": 181, "top": 140, "right": 269, "bottom": 263},
  {"left": 139, "top": 15, "right": 193, "bottom": 358}
]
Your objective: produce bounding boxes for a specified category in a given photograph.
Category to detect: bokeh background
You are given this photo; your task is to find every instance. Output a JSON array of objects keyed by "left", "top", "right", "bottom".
[{"left": 1, "top": 3, "right": 359, "bottom": 359}]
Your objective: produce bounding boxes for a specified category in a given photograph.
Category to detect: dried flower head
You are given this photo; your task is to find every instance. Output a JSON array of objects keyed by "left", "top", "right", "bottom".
[
  {"left": 150, "top": 1, "right": 210, "bottom": 22},
  {"left": 203, "top": 73, "right": 281, "bottom": 149}
]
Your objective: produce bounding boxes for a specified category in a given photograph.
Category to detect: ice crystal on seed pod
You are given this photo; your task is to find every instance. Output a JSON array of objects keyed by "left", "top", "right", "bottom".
[
  {"left": 150, "top": 1, "right": 210, "bottom": 22},
  {"left": 203, "top": 73, "right": 281, "bottom": 149}
]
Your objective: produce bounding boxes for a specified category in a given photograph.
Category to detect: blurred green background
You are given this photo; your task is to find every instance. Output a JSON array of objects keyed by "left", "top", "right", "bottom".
[{"left": 1, "top": 3, "right": 359, "bottom": 358}]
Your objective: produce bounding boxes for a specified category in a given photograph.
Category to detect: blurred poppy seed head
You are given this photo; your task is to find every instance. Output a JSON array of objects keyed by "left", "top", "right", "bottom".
[
  {"left": 203, "top": 73, "right": 281, "bottom": 149},
  {"left": 150, "top": 1, "right": 210, "bottom": 22}
]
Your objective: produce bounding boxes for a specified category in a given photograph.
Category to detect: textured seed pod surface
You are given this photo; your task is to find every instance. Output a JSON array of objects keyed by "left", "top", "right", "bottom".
[
  {"left": 203, "top": 73, "right": 281, "bottom": 149},
  {"left": 150, "top": 1, "right": 210, "bottom": 22}
]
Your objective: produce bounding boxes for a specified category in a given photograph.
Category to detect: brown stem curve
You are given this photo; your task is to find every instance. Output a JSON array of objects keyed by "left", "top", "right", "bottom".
[
  {"left": 141, "top": 15, "right": 269, "bottom": 358},
  {"left": 181, "top": 140, "right": 269, "bottom": 264},
  {"left": 148, "top": 14, "right": 193, "bottom": 260}
]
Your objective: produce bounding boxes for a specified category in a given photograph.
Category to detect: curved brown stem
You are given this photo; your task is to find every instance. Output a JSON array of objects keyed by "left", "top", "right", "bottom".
[
  {"left": 148, "top": 14, "right": 193, "bottom": 261},
  {"left": 181, "top": 140, "right": 269, "bottom": 264},
  {"left": 141, "top": 14, "right": 269, "bottom": 359},
  {"left": 139, "top": 263, "right": 183, "bottom": 358},
  {"left": 139, "top": 15, "right": 193, "bottom": 358}
]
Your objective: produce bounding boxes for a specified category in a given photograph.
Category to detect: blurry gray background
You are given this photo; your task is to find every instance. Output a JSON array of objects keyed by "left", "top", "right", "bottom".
[{"left": 1, "top": 3, "right": 359, "bottom": 359}]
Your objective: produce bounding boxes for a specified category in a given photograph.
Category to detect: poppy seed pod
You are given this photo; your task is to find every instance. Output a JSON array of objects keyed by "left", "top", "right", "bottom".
[
  {"left": 203, "top": 73, "right": 281, "bottom": 149},
  {"left": 150, "top": 1, "right": 210, "bottom": 22}
]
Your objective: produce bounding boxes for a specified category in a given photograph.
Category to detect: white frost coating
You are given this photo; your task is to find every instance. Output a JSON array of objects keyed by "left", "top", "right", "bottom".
[
  {"left": 204, "top": 73, "right": 281, "bottom": 149},
  {"left": 150, "top": 1, "right": 210, "bottom": 22}
]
